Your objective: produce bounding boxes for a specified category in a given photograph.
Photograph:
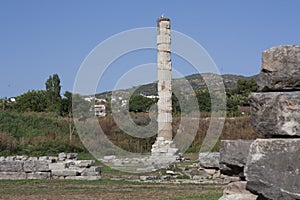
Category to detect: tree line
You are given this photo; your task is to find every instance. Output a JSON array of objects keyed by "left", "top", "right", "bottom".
[
  {"left": 0, "top": 74, "right": 258, "bottom": 116},
  {"left": 128, "top": 78, "right": 258, "bottom": 115},
  {"left": 1, "top": 74, "right": 77, "bottom": 117}
]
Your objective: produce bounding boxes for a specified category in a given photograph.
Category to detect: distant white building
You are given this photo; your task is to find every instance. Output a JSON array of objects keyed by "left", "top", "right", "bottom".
[
  {"left": 140, "top": 93, "right": 159, "bottom": 99},
  {"left": 84, "top": 96, "right": 107, "bottom": 103},
  {"left": 90, "top": 104, "right": 106, "bottom": 117},
  {"left": 9, "top": 97, "right": 16, "bottom": 102}
]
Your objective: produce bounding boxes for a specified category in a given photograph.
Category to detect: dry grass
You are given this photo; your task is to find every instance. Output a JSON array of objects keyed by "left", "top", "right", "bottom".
[{"left": 97, "top": 113, "right": 262, "bottom": 153}]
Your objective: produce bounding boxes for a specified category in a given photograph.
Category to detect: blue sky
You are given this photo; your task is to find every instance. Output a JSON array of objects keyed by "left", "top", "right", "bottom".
[{"left": 0, "top": 0, "right": 299, "bottom": 98}]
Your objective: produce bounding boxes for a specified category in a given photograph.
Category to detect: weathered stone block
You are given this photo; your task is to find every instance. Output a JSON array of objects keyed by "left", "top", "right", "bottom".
[
  {"left": 0, "top": 161, "right": 23, "bottom": 172},
  {"left": 157, "top": 43, "right": 170, "bottom": 52},
  {"left": 199, "top": 152, "right": 220, "bottom": 169},
  {"left": 81, "top": 171, "right": 100, "bottom": 176},
  {"left": 51, "top": 169, "right": 79, "bottom": 177},
  {"left": 24, "top": 161, "right": 49, "bottom": 172},
  {"left": 157, "top": 35, "right": 171, "bottom": 44},
  {"left": 245, "top": 139, "right": 300, "bottom": 200},
  {"left": 220, "top": 140, "right": 253, "bottom": 178},
  {"left": 49, "top": 163, "right": 67, "bottom": 170},
  {"left": 73, "top": 160, "right": 95, "bottom": 168},
  {"left": 0, "top": 172, "right": 27, "bottom": 180},
  {"left": 27, "top": 172, "right": 51, "bottom": 180},
  {"left": 249, "top": 92, "right": 300, "bottom": 137},
  {"left": 258, "top": 45, "right": 300, "bottom": 91}
]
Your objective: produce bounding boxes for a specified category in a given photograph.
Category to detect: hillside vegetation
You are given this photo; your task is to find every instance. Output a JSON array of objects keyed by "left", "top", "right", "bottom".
[
  {"left": 0, "top": 73, "right": 261, "bottom": 157},
  {"left": 0, "top": 110, "right": 261, "bottom": 156}
]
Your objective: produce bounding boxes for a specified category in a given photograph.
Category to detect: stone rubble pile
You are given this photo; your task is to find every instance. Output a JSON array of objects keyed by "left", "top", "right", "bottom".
[
  {"left": 219, "top": 45, "right": 300, "bottom": 200},
  {"left": 0, "top": 152, "right": 101, "bottom": 180},
  {"left": 138, "top": 155, "right": 233, "bottom": 184}
]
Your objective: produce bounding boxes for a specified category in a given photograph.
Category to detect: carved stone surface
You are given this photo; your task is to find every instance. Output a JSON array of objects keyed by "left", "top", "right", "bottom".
[
  {"left": 258, "top": 45, "right": 300, "bottom": 91},
  {"left": 219, "top": 140, "right": 253, "bottom": 178},
  {"left": 245, "top": 139, "right": 300, "bottom": 200},
  {"left": 249, "top": 92, "right": 300, "bottom": 137}
]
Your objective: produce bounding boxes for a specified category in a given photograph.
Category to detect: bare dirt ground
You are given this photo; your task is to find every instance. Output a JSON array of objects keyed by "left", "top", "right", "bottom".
[{"left": 0, "top": 180, "right": 223, "bottom": 200}]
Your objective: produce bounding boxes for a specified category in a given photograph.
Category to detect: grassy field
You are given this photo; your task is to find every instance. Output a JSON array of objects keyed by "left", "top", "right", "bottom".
[{"left": 0, "top": 179, "right": 223, "bottom": 200}]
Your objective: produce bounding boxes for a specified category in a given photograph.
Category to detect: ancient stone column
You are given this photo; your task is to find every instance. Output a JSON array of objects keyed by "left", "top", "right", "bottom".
[
  {"left": 157, "top": 17, "right": 172, "bottom": 141},
  {"left": 150, "top": 17, "right": 179, "bottom": 162}
]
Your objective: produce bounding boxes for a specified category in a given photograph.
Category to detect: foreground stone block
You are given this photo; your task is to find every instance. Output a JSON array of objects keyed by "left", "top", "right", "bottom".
[
  {"left": 51, "top": 169, "right": 79, "bottom": 177},
  {"left": 220, "top": 140, "right": 253, "bottom": 178},
  {"left": 249, "top": 92, "right": 300, "bottom": 137},
  {"left": 219, "top": 181, "right": 258, "bottom": 200},
  {"left": 24, "top": 161, "right": 49, "bottom": 172},
  {"left": 81, "top": 166, "right": 102, "bottom": 176},
  {"left": 258, "top": 45, "right": 300, "bottom": 91},
  {"left": 27, "top": 172, "right": 51, "bottom": 180},
  {"left": 0, "top": 161, "right": 23, "bottom": 172},
  {"left": 245, "top": 139, "right": 300, "bottom": 200},
  {"left": 73, "top": 160, "right": 95, "bottom": 168},
  {"left": 49, "top": 163, "right": 67, "bottom": 170},
  {"left": 0, "top": 172, "right": 27, "bottom": 180},
  {"left": 198, "top": 152, "right": 220, "bottom": 169}
]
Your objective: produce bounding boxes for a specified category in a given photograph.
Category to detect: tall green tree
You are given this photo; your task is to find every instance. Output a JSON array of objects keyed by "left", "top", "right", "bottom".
[
  {"left": 60, "top": 91, "right": 72, "bottom": 116},
  {"left": 45, "top": 74, "right": 62, "bottom": 112}
]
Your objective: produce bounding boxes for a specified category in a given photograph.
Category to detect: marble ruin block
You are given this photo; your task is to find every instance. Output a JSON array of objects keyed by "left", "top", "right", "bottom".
[
  {"left": 258, "top": 45, "right": 300, "bottom": 91},
  {"left": 249, "top": 92, "right": 300, "bottom": 137}
]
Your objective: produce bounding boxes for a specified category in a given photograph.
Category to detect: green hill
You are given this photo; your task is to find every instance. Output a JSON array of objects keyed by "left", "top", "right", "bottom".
[{"left": 95, "top": 73, "right": 258, "bottom": 98}]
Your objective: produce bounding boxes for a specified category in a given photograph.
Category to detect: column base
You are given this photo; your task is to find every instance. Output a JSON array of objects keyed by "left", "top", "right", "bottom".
[{"left": 150, "top": 137, "right": 180, "bottom": 161}]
